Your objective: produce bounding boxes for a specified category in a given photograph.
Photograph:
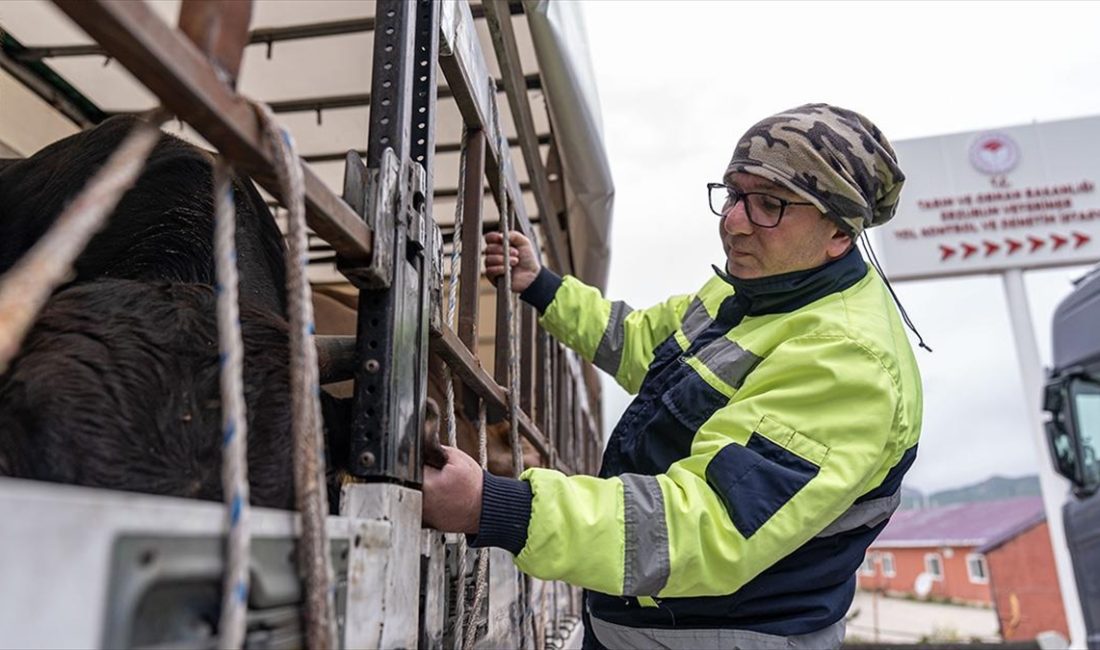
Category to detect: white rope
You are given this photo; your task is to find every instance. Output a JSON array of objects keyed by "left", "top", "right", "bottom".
[
  {"left": 498, "top": 178, "right": 531, "bottom": 649},
  {"left": 464, "top": 400, "right": 491, "bottom": 650},
  {"left": 444, "top": 128, "right": 468, "bottom": 449},
  {"left": 542, "top": 331, "right": 560, "bottom": 641},
  {"left": 0, "top": 114, "right": 163, "bottom": 374},
  {"left": 253, "top": 103, "right": 336, "bottom": 649},
  {"left": 542, "top": 333, "right": 557, "bottom": 487},
  {"left": 500, "top": 195, "right": 523, "bottom": 481},
  {"left": 445, "top": 128, "right": 470, "bottom": 650},
  {"left": 212, "top": 161, "right": 251, "bottom": 650}
]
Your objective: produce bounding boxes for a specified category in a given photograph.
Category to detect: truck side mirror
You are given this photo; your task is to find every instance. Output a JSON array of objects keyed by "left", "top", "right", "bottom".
[
  {"left": 1043, "top": 380, "right": 1083, "bottom": 485},
  {"left": 1045, "top": 419, "right": 1082, "bottom": 485}
]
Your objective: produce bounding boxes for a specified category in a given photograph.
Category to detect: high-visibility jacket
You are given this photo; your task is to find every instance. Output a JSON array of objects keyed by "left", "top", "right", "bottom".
[{"left": 472, "top": 247, "right": 922, "bottom": 641}]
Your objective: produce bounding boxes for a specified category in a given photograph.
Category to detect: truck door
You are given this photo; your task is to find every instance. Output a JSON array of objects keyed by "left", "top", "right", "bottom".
[{"left": 1046, "top": 371, "right": 1100, "bottom": 648}]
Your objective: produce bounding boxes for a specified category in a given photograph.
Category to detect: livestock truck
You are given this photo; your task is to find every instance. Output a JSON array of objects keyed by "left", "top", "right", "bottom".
[{"left": 0, "top": 1, "right": 613, "bottom": 647}]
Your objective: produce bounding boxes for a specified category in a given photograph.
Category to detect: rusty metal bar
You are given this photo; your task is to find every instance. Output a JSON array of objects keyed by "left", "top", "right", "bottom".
[
  {"left": 438, "top": 218, "right": 545, "bottom": 247},
  {"left": 14, "top": 3, "right": 526, "bottom": 61},
  {"left": 481, "top": 0, "right": 571, "bottom": 276},
  {"left": 301, "top": 133, "right": 550, "bottom": 164},
  {"left": 457, "top": 130, "right": 487, "bottom": 356},
  {"left": 566, "top": 353, "right": 599, "bottom": 436},
  {"left": 52, "top": 0, "right": 372, "bottom": 264},
  {"left": 544, "top": 140, "right": 571, "bottom": 268},
  {"left": 430, "top": 325, "right": 565, "bottom": 473},
  {"left": 9, "top": 43, "right": 108, "bottom": 61},
  {"left": 519, "top": 304, "right": 536, "bottom": 417},
  {"left": 250, "top": 16, "right": 374, "bottom": 44},
  {"left": 491, "top": 162, "right": 513, "bottom": 443},
  {"left": 437, "top": 1, "right": 542, "bottom": 269},
  {"left": 493, "top": 237, "right": 511, "bottom": 384},
  {"left": 576, "top": 403, "right": 584, "bottom": 474},
  {"left": 534, "top": 332, "right": 546, "bottom": 434},
  {"left": 260, "top": 73, "right": 539, "bottom": 115},
  {"left": 177, "top": 0, "right": 252, "bottom": 87},
  {"left": 0, "top": 33, "right": 101, "bottom": 127},
  {"left": 538, "top": 331, "right": 556, "bottom": 469},
  {"left": 549, "top": 344, "right": 559, "bottom": 458},
  {"left": 434, "top": 181, "right": 530, "bottom": 200},
  {"left": 455, "top": 129, "right": 487, "bottom": 424},
  {"left": 562, "top": 352, "right": 600, "bottom": 462},
  {"left": 586, "top": 434, "right": 593, "bottom": 476},
  {"left": 552, "top": 346, "right": 563, "bottom": 463},
  {"left": 267, "top": 92, "right": 372, "bottom": 115},
  {"left": 12, "top": 19, "right": 376, "bottom": 62},
  {"left": 578, "top": 417, "right": 588, "bottom": 475},
  {"left": 562, "top": 360, "right": 574, "bottom": 467}
]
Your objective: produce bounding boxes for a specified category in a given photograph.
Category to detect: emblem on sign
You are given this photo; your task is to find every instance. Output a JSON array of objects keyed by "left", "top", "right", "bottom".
[{"left": 969, "top": 132, "right": 1020, "bottom": 175}]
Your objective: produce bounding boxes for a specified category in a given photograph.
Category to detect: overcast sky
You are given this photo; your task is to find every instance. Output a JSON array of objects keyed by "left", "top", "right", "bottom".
[{"left": 580, "top": 1, "right": 1100, "bottom": 494}]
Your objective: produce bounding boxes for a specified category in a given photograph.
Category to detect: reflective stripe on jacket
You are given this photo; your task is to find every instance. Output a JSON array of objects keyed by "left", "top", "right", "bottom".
[{"left": 513, "top": 248, "right": 923, "bottom": 636}]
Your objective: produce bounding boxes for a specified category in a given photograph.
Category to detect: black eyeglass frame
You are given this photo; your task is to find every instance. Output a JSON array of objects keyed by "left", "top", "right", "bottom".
[{"left": 707, "top": 182, "right": 815, "bottom": 228}]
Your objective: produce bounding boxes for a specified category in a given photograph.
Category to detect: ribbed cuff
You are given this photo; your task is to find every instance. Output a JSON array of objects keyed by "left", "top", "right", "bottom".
[
  {"left": 467, "top": 470, "right": 533, "bottom": 556},
  {"left": 519, "top": 267, "right": 562, "bottom": 314}
]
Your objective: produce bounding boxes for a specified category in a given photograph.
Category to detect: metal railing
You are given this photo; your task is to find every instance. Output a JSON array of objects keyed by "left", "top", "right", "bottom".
[{"left": 2, "top": 0, "right": 605, "bottom": 646}]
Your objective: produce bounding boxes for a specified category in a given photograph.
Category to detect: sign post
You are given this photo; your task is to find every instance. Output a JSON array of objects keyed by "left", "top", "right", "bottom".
[
  {"left": 1001, "top": 268, "right": 1083, "bottom": 648},
  {"left": 877, "top": 116, "right": 1100, "bottom": 648}
]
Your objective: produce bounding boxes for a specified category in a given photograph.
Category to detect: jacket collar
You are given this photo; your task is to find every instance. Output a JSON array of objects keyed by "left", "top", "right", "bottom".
[{"left": 712, "top": 245, "right": 867, "bottom": 316}]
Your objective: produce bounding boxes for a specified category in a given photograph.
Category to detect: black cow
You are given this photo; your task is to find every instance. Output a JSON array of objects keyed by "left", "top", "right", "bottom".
[
  {"left": 0, "top": 115, "right": 286, "bottom": 313},
  {"left": 0, "top": 116, "right": 351, "bottom": 509},
  {"left": 0, "top": 280, "right": 295, "bottom": 507}
]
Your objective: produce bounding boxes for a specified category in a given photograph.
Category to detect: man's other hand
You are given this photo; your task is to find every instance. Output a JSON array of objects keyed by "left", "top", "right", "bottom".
[
  {"left": 422, "top": 445, "right": 483, "bottom": 534},
  {"left": 483, "top": 231, "right": 541, "bottom": 293}
]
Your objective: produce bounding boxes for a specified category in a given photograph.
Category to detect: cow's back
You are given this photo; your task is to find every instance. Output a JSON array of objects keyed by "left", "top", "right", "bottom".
[{"left": 0, "top": 115, "right": 288, "bottom": 314}]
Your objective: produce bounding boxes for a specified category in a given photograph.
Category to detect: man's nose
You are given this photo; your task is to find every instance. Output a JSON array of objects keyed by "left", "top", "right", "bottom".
[{"left": 723, "top": 200, "right": 753, "bottom": 235}]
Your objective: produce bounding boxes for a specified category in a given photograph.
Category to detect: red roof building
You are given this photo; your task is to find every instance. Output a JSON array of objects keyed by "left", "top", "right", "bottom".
[{"left": 858, "top": 497, "right": 1068, "bottom": 642}]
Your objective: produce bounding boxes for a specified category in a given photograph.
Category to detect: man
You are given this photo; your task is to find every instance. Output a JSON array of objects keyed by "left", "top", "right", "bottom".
[{"left": 423, "top": 103, "right": 923, "bottom": 649}]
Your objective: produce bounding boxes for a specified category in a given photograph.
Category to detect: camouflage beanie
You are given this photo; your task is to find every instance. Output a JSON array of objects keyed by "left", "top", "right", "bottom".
[{"left": 724, "top": 103, "right": 904, "bottom": 237}]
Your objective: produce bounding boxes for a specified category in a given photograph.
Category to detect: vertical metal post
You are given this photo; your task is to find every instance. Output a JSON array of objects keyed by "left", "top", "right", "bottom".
[
  {"left": 456, "top": 131, "right": 486, "bottom": 354},
  {"left": 536, "top": 329, "right": 553, "bottom": 466},
  {"left": 555, "top": 345, "right": 563, "bottom": 465},
  {"left": 342, "top": 2, "right": 439, "bottom": 647},
  {"left": 573, "top": 385, "right": 583, "bottom": 475},
  {"left": 1002, "top": 269, "right": 1086, "bottom": 647},
  {"left": 494, "top": 216, "right": 513, "bottom": 400},
  {"left": 410, "top": 2, "right": 445, "bottom": 646},
  {"left": 407, "top": 0, "right": 439, "bottom": 484},
  {"left": 350, "top": 0, "right": 435, "bottom": 482},
  {"left": 520, "top": 305, "right": 536, "bottom": 417},
  {"left": 482, "top": 0, "right": 570, "bottom": 276},
  {"left": 544, "top": 142, "right": 571, "bottom": 268},
  {"left": 458, "top": 129, "right": 487, "bottom": 422},
  {"left": 561, "top": 359, "right": 573, "bottom": 466},
  {"left": 410, "top": 0, "right": 439, "bottom": 183}
]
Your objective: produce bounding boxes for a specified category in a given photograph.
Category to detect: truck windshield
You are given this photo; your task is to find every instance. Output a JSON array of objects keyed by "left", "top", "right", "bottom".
[{"left": 1070, "top": 378, "right": 1100, "bottom": 491}]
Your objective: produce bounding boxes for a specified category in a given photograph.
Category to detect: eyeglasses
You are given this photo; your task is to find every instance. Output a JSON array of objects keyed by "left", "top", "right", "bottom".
[{"left": 707, "top": 182, "right": 814, "bottom": 228}]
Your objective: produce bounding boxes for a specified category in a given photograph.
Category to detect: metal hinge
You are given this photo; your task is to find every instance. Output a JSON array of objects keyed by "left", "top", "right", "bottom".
[
  {"left": 405, "top": 161, "right": 427, "bottom": 254},
  {"left": 339, "top": 147, "right": 400, "bottom": 289}
]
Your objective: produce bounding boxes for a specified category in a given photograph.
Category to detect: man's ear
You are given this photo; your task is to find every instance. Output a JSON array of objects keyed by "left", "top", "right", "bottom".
[{"left": 825, "top": 227, "right": 853, "bottom": 261}]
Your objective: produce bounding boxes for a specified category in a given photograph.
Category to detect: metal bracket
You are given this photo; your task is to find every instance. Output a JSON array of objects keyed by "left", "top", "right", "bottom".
[
  {"left": 405, "top": 161, "right": 428, "bottom": 254},
  {"left": 340, "top": 147, "right": 400, "bottom": 288},
  {"left": 428, "top": 220, "right": 444, "bottom": 337}
]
